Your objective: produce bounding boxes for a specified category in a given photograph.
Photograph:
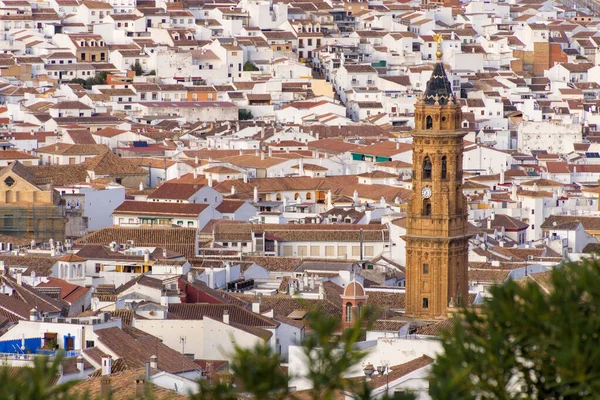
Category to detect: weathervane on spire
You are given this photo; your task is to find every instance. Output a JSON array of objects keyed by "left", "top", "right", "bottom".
[{"left": 432, "top": 33, "right": 443, "bottom": 60}]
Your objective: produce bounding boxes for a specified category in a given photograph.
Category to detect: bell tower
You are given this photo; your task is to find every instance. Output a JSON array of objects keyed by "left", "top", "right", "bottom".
[{"left": 404, "top": 36, "right": 469, "bottom": 319}]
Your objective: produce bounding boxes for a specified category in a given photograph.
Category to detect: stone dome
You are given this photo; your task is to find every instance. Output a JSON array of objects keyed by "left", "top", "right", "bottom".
[{"left": 344, "top": 280, "right": 365, "bottom": 297}]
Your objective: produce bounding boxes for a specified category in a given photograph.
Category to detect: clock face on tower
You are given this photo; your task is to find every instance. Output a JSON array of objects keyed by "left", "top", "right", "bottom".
[{"left": 421, "top": 186, "right": 432, "bottom": 199}]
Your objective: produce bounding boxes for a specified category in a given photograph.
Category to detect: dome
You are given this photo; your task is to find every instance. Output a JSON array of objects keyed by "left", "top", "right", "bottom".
[{"left": 344, "top": 280, "right": 365, "bottom": 297}]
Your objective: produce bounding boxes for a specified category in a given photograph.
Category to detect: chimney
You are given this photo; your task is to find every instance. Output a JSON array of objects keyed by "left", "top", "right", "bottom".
[
  {"left": 150, "top": 355, "right": 158, "bottom": 369},
  {"left": 135, "top": 377, "right": 147, "bottom": 398},
  {"left": 77, "top": 355, "right": 85, "bottom": 372},
  {"left": 243, "top": 171, "right": 248, "bottom": 183},
  {"left": 195, "top": 155, "right": 199, "bottom": 164},
  {"left": 101, "top": 355, "right": 112, "bottom": 376},
  {"left": 261, "top": 152, "right": 265, "bottom": 161},
  {"left": 193, "top": 169, "right": 198, "bottom": 179},
  {"left": 208, "top": 174, "right": 213, "bottom": 187},
  {"left": 380, "top": 196, "right": 386, "bottom": 207},
  {"left": 396, "top": 142, "right": 399, "bottom": 150},
  {"left": 253, "top": 187, "right": 259, "bottom": 203},
  {"left": 29, "top": 307, "right": 38, "bottom": 321},
  {"left": 16, "top": 272, "right": 22, "bottom": 286},
  {"left": 298, "top": 159, "right": 304, "bottom": 176},
  {"left": 160, "top": 288, "right": 168, "bottom": 306},
  {"left": 255, "top": 149, "right": 259, "bottom": 156},
  {"left": 139, "top": 181, "right": 144, "bottom": 191},
  {"left": 145, "top": 360, "right": 151, "bottom": 380},
  {"left": 327, "top": 189, "right": 332, "bottom": 208},
  {"left": 231, "top": 185, "right": 236, "bottom": 195},
  {"left": 100, "top": 377, "right": 111, "bottom": 399},
  {"left": 239, "top": 149, "right": 243, "bottom": 156},
  {"left": 252, "top": 299, "right": 260, "bottom": 313},
  {"left": 268, "top": 147, "right": 272, "bottom": 157},
  {"left": 353, "top": 190, "right": 359, "bottom": 204},
  {"left": 223, "top": 309, "right": 230, "bottom": 324}
]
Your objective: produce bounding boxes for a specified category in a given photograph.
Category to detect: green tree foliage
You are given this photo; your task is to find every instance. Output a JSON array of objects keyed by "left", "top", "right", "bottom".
[
  {"left": 68, "top": 78, "right": 87, "bottom": 87},
  {"left": 0, "top": 353, "right": 81, "bottom": 400},
  {"left": 238, "top": 109, "right": 253, "bottom": 120},
  {"left": 429, "top": 259, "right": 600, "bottom": 399},
  {"left": 130, "top": 61, "right": 144, "bottom": 76},
  {"left": 243, "top": 61, "right": 259, "bottom": 72},
  {"left": 193, "top": 305, "right": 409, "bottom": 400}
]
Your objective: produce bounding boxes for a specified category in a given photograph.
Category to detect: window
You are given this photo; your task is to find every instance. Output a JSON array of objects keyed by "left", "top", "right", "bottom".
[
  {"left": 423, "top": 263, "right": 429, "bottom": 275},
  {"left": 345, "top": 302, "right": 352, "bottom": 322},
  {"left": 441, "top": 156, "right": 447, "bottom": 179},
  {"left": 531, "top": 209, "right": 535, "bottom": 215},
  {"left": 422, "top": 298, "right": 429, "bottom": 309},
  {"left": 276, "top": 193, "right": 282, "bottom": 201},
  {"left": 426, "top": 115, "right": 433, "bottom": 129},
  {"left": 422, "top": 156, "right": 432, "bottom": 180},
  {"left": 423, "top": 199, "right": 431, "bottom": 216},
  {"left": 306, "top": 193, "right": 312, "bottom": 200},
  {"left": 95, "top": 263, "right": 101, "bottom": 273},
  {"left": 357, "top": 302, "right": 363, "bottom": 317}
]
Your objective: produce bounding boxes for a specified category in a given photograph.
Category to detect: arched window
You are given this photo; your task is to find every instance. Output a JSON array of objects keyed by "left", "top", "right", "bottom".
[
  {"left": 426, "top": 115, "right": 433, "bottom": 129},
  {"left": 276, "top": 193, "right": 282, "bottom": 201},
  {"left": 345, "top": 302, "right": 353, "bottom": 322},
  {"left": 423, "top": 199, "right": 431, "bottom": 216},
  {"left": 306, "top": 192, "right": 312, "bottom": 200},
  {"left": 441, "top": 156, "right": 447, "bottom": 180},
  {"left": 294, "top": 193, "right": 300, "bottom": 200},
  {"left": 357, "top": 302, "right": 363, "bottom": 317},
  {"left": 422, "top": 156, "right": 432, "bottom": 180}
]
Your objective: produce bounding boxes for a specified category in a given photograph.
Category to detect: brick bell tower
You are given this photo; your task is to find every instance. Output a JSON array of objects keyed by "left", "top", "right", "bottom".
[{"left": 404, "top": 37, "right": 469, "bottom": 319}]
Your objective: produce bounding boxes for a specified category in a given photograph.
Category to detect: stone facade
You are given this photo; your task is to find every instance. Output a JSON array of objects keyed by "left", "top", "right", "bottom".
[{"left": 404, "top": 59, "right": 470, "bottom": 319}]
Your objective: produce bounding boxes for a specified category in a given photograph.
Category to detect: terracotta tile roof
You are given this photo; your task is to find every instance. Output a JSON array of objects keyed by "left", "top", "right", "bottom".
[
  {"left": 0, "top": 254, "right": 56, "bottom": 276},
  {"left": 0, "top": 150, "right": 38, "bottom": 160},
  {"left": 489, "top": 214, "right": 529, "bottom": 231},
  {"left": 83, "top": 150, "right": 148, "bottom": 176},
  {"left": 70, "top": 367, "right": 187, "bottom": 399},
  {"left": 353, "top": 141, "right": 412, "bottom": 157},
  {"left": 215, "top": 199, "right": 247, "bottom": 213},
  {"left": 94, "top": 326, "right": 200, "bottom": 373},
  {"left": 147, "top": 182, "right": 204, "bottom": 200},
  {"left": 167, "top": 303, "right": 277, "bottom": 337},
  {"left": 113, "top": 200, "right": 209, "bottom": 217},
  {"left": 343, "top": 64, "right": 377, "bottom": 73},
  {"left": 0, "top": 292, "right": 32, "bottom": 321},
  {"left": 414, "top": 318, "right": 454, "bottom": 336},
  {"left": 37, "top": 277, "right": 90, "bottom": 304},
  {"left": 29, "top": 164, "right": 89, "bottom": 186},
  {"left": 214, "top": 223, "right": 389, "bottom": 242},
  {"left": 115, "top": 275, "right": 163, "bottom": 295},
  {"left": 541, "top": 215, "right": 600, "bottom": 230},
  {"left": 227, "top": 293, "right": 342, "bottom": 320},
  {"left": 77, "top": 227, "right": 197, "bottom": 258},
  {"left": 35, "top": 143, "right": 109, "bottom": 156},
  {"left": 469, "top": 268, "right": 511, "bottom": 283},
  {"left": 365, "top": 355, "right": 434, "bottom": 389},
  {"left": 0, "top": 273, "right": 66, "bottom": 315},
  {"left": 66, "top": 129, "right": 96, "bottom": 145}
]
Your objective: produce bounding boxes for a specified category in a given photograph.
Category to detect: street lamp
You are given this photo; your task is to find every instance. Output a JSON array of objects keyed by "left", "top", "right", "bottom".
[{"left": 363, "top": 363, "right": 375, "bottom": 380}]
